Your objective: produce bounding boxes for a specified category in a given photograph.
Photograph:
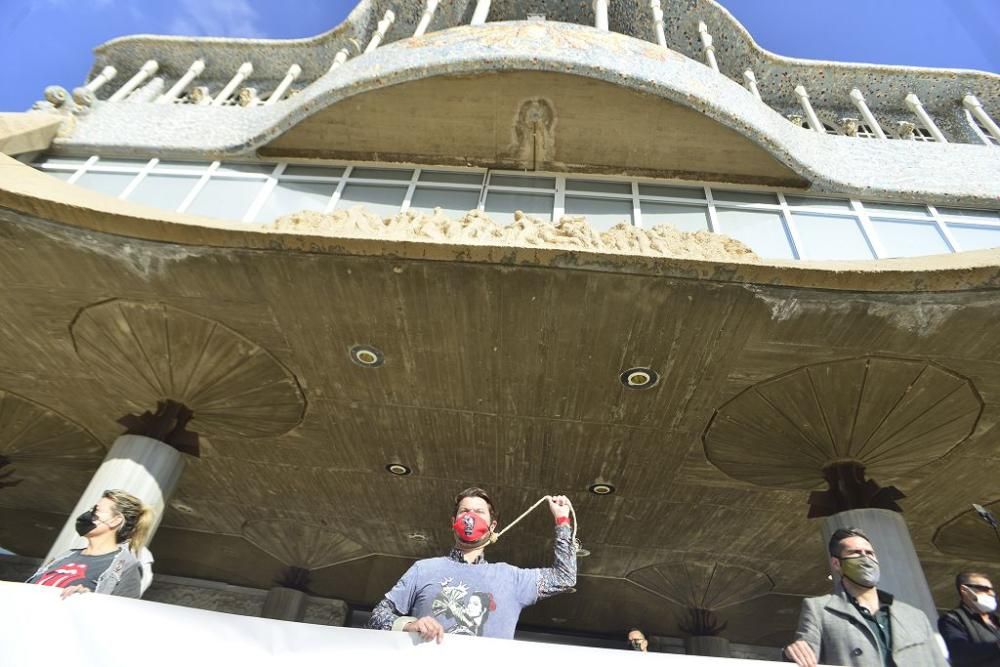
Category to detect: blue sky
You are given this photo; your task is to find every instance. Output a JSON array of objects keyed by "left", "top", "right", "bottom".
[{"left": 1, "top": 0, "right": 997, "bottom": 112}]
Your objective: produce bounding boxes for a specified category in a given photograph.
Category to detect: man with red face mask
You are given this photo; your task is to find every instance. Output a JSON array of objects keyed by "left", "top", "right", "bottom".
[{"left": 366, "top": 487, "right": 576, "bottom": 642}]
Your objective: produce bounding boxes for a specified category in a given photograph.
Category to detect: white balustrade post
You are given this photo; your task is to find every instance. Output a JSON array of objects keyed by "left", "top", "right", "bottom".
[
  {"left": 963, "top": 94, "right": 1000, "bottom": 144},
  {"left": 365, "top": 10, "right": 396, "bottom": 53},
  {"left": 743, "top": 69, "right": 761, "bottom": 101},
  {"left": 471, "top": 0, "right": 491, "bottom": 26},
  {"left": 158, "top": 59, "right": 206, "bottom": 104},
  {"left": 904, "top": 93, "right": 947, "bottom": 143},
  {"left": 697, "top": 21, "right": 719, "bottom": 72},
  {"left": 414, "top": 0, "right": 440, "bottom": 37},
  {"left": 650, "top": 1, "right": 667, "bottom": 47},
  {"left": 593, "top": 0, "right": 609, "bottom": 30},
  {"left": 128, "top": 77, "right": 165, "bottom": 103},
  {"left": 85, "top": 66, "right": 118, "bottom": 93},
  {"left": 794, "top": 85, "right": 824, "bottom": 133},
  {"left": 108, "top": 60, "right": 158, "bottom": 102},
  {"left": 212, "top": 62, "right": 254, "bottom": 106},
  {"left": 45, "top": 435, "right": 186, "bottom": 563},
  {"left": 848, "top": 88, "right": 887, "bottom": 139},
  {"left": 264, "top": 64, "right": 301, "bottom": 106}
]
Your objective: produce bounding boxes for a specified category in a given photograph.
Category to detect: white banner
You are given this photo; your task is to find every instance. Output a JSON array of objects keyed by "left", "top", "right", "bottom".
[{"left": 0, "top": 582, "right": 785, "bottom": 667}]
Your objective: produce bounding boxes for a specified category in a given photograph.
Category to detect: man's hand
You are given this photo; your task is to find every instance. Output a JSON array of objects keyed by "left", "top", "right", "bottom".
[
  {"left": 403, "top": 616, "right": 445, "bottom": 644},
  {"left": 60, "top": 584, "right": 90, "bottom": 600},
  {"left": 783, "top": 640, "right": 818, "bottom": 667},
  {"left": 547, "top": 495, "right": 572, "bottom": 521}
]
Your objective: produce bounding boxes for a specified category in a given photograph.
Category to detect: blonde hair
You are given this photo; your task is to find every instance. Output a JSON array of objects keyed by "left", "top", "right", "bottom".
[{"left": 102, "top": 489, "right": 155, "bottom": 553}]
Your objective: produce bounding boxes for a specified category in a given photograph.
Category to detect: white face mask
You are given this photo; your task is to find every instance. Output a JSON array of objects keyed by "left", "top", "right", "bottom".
[{"left": 970, "top": 592, "right": 997, "bottom": 614}]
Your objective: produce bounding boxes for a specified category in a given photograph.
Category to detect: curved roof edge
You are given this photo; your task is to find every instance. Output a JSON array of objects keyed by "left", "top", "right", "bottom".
[
  {"left": 61, "top": 22, "right": 1000, "bottom": 207},
  {"left": 3, "top": 152, "right": 999, "bottom": 295}
]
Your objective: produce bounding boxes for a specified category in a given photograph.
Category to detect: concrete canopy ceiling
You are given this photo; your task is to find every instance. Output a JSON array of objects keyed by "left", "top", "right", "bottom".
[{"left": 1, "top": 158, "right": 999, "bottom": 645}]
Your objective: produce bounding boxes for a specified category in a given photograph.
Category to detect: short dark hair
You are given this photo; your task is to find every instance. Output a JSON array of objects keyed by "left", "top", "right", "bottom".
[
  {"left": 453, "top": 487, "right": 497, "bottom": 524},
  {"left": 828, "top": 527, "right": 873, "bottom": 557},
  {"left": 955, "top": 571, "right": 992, "bottom": 593}
]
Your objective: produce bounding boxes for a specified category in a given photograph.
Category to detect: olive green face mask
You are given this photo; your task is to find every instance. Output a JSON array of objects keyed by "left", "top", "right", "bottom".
[{"left": 839, "top": 555, "right": 880, "bottom": 588}]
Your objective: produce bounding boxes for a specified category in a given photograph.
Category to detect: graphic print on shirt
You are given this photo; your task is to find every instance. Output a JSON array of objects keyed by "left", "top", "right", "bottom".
[
  {"left": 430, "top": 577, "right": 497, "bottom": 636},
  {"left": 35, "top": 562, "right": 88, "bottom": 588}
]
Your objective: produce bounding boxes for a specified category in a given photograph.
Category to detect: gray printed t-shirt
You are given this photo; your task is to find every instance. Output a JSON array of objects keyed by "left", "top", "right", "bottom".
[
  {"left": 385, "top": 556, "right": 540, "bottom": 639},
  {"left": 29, "top": 551, "right": 117, "bottom": 591}
]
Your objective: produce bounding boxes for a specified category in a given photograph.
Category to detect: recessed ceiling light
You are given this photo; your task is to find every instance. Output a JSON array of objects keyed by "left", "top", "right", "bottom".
[
  {"left": 170, "top": 501, "right": 197, "bottom": 514},
  {"left": 575, "top": 547, "right": 591, "bottom": 558},
  {"left": 589, "top": 483, "right": 615, "bottom": 496},
  {"left": 386, "top": 463, "right": 411, "bottom": 476},
  {"left": 351, "top": 345, "right": 384, "bottom": 367},
  {"left": 550, "top": 617, "right": 567, "bottom": 624},
  {"left": 620, "top": 367, "right": 659, "bottom": 390},
  {"left": 407, "top": 532, "right": 427, "bottom": 542}
]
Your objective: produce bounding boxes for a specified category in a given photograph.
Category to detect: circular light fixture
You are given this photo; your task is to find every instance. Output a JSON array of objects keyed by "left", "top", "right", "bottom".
[
  {"left": 351, "top": 345, "right": 384, "bottom": 368},
  {"left": 550, "top": 617, "right": 568, "bottom": 624},
  {"left": 620, "top": 367, "right": 659, "bottom": 390},
  {"left": 575, "top": 547, "right": 591, "bottom": 558},
  {"left": 385, "top": 463, "right": 411, "bottom": 476},
  {"left": 407, "top": 532, "right": 427, "bottom": 542},
  {"left": 589, "top": 483, "right": 615, "bottom": 496}
]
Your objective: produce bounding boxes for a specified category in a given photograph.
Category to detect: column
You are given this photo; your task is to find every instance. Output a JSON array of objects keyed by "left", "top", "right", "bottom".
[
  {"left": 820, "top": 508, "right": 938, "bottom": 623},
  {"left": 848, "top": 88, "right": 887, "bottom": 139},
  {"left": 963, "top": 95, "right": 1000, "bottom": 144},
  {"left": 650, "top": 0, "right": 667, "bottom": 47},
  {"left": 743, "top": 69, "right": 761, "bottom": 101},
  {"left": 471, "top": 0, "right": 491, "bottom": 26},
  {"left": 212, "top": 62, "right": 254, "bottom": 106},
  {"left": 413, "top": 0, "right": 440, "bottom": 37},
  {"left": 794, "top": 85, "right": 824, "bottom": 133},
  {"left": 45, "top": 434, "right": 185, "bottom": 562},
  {"left": 594, "top": 0, "right": 609, "bottom": 31},
  {"left": 697, "top": 21, "right": 719, "bottom": 72},
  {"left": 262, "top": 587, "right": 308, "bottom": 622},
  {"left": 108, "top": 60, "right": 158, "bottom": 102},
  {"left": 904, "top": 93, "right": 947, "bottom": 142},
  {"left": 364, "top": 10, "right": 396, "bottom": 53},
  {"left": 158, "top": 59, "right": 206, "bottom": 104}
]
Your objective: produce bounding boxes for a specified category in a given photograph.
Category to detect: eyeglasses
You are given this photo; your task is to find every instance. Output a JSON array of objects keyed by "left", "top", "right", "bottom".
[{"left": 964, "top": 584, "right": 995, "bottom": 594}]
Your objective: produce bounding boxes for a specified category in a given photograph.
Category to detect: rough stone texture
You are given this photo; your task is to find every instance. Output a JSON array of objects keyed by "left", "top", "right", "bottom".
[
  {"left": 268, "top": 207, "right": 760, "bottom": 263},
  {"left": 49, "top": 19, "right": 1000, "bottom": 206}
]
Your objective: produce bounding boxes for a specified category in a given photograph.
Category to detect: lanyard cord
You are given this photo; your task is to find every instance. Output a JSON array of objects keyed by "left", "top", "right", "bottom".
[{"left": 489, "top": 495, "right": 581, "bottom": 553}]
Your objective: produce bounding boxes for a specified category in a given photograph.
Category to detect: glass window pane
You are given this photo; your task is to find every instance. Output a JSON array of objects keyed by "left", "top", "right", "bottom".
[
  {"left": 640, "top": 202, "right": 710, "bottom": 232},
  {"left": 793, "top": 213, "right": 874, "bottom": 260},
  {"left": 566, "top": 179, "right": 632, "bottom": 195},
  {"left": 214, "top": 162, "right": 274, "bottom": 176},
  {"left": 409, "top": 187, "right": 480, "bottom": 218},
  {"left": 349, "top": 168, "right": 412, "bottom": 181},
  {"left": 564, "top": 196, "right": 633, "bottom": 231},
  {"left": 336, "top": 184, "right": 407, "bottom": 217},
  {"left": 484, "top": 191, "right": 553, "bottom": 223},
  {"left": 253, "top": 181, "right": 338, "bottom": 222},
  {"left": 151, "top": 160, "right": 208, "bottom": 172},
  {"left": 418, "top": 171, "right": 483, "bottom": 186},
  {"left": 946, "top": 224, "right": 1000, "bottom": 251},
  {"left": 185, "top": 178, "right": 262, "bottom": 219},
  {"left": 712, "top": 189, "right": 779, "bottom": 205},
  {"left": 870, "top": 218, "right": 950, "bottom": 257},
  {"left": 91, "top": 157, "right": 149, "bottom": 170},
  {"left": 783, "top": 196, "right": 853, "bottom": 212},
  {"left": 637, "top": 184, "right": 704, "bottom": 199},
  {"left": 489, "top": 174, "right": 554, "bottom": 189},
  {"left": 282, "top": 165, "right": 345, "bottom": 179},
  {"left": 936, "top": 207, "right": 1000, "bottom": 222},
  {"left": 863, "top": 202, "right": 930, "bottom": 217},
  {"left": 73, "top": 171, "right": 136, "bottom": 197},
  {"left": 715, "top": 208, "right": 795, "bottom": 259},
  {"left": 126, "top": 173, "right": 200, "bottom": 211}
]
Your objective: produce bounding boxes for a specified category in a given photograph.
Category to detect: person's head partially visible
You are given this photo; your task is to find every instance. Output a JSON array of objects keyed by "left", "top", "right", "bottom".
[
  {"left": 955, "top": 571, "right": 996, "bottom": 615},
  {"left": 627, "top": 627, "right": 648, "bottom": 652},
  {"left": 451, "top": 487, "right": 498, "bottom": 548},
  {"left": 828, "top": 527, "right": 880, "bottom": 590}
]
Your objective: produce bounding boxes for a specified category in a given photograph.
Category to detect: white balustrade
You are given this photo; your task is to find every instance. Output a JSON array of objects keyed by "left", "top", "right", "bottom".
[
  {"left": 84, "top": 66, "right": 118, "bottom": 93},
  {"left": 697, "top": 21, "right": 719, "bottom": 72},
  {"left": 904, "top": 93, "right": 947, "bottom": 143},
  {"left": 650, "top": 1, "right": 667, "bottom": 47},
  {"left": 365, "top": 10, "right": 396, "bottom": 53},
  {"left": 848, "top": 88, "right": 887, "bottom": 139},
  {"left": 963, "top": 94, "right": 1000, "bottom": 144},
  {"left": 743, "top": 69, "right": 761, "bottom": 101},
  {"left": 128, "top": 77, "right": 164, "bottom": 103},
  {"left": 414, "top": 0, "right": 440, "bottom": 37},
  {"left": 793, "top": 85, "right": 824, "bottom": 133},
  {"left": 212, "top": 62, "right": 254, "bottom": 106},
  {"left": 265, "top": 64, "right": 301, "bottom": 106},
  {"left": 108, "top": 60, "right": 158, "bottom": 102},
  {"left": 158, "top": 59, "right": 206, "bottom": 104},
  {"left": 594, "top": 0, "right": 609, "bottom": 30},
  {"left": 471, "top": 0, "right": 491, "bottom": 26}
]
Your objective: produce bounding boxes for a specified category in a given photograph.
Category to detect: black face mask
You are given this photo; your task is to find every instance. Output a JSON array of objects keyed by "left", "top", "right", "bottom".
[
  {"left": 629, "top": 639, "right": 645, "bottom": 651},
  {"left": 74, "top": 509, "right": 97, "bottom": 537}
]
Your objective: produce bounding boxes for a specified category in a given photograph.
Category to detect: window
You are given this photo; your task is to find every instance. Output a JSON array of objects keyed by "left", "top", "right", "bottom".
[
  {"left": 869, "top": 218, "right": 951, "bottom": 257},
  {"left": 946, "top": 224, "right": 1000, "bottom": 251},
  {"left": 483, "top": 173, "right": 556, "bottom": 223},
  {"left": 714, "top": 208, "right": 796, "bottom": 259},
  {"left": 910, "top": 127, "right": 935, "bottom": 142},
  {"left": 856, "top": 124, "right": 877, "bottom": 139},
  {"left": 793, "top": 213, "right": 874, "bottom": 260},
  {"left": 126, "top": 172, "right": 201, "bottom": 211},
  {"left": 564, "top": 196, "right": 633, "bottom": 231},
  {"left": 641, "top": 202, "right": 710, "bottom": 233}
]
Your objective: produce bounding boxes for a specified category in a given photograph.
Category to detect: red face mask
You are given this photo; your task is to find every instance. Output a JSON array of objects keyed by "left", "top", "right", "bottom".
[{"left": 453, "top": 511, "right": 492, "bottom": 544}]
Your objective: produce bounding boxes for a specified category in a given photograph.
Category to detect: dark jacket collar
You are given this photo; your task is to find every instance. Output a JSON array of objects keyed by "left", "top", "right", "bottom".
[
  {"left": 825, "top": 584, "right": 922, "bottom": 652},
  {"left": 447, "top": 546, "right": 487, "bottom": 564}
]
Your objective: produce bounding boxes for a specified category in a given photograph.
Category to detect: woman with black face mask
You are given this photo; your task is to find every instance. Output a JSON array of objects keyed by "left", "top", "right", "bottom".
[{"left": 27, "top": 489, "right": 154, "bottom": 599}]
